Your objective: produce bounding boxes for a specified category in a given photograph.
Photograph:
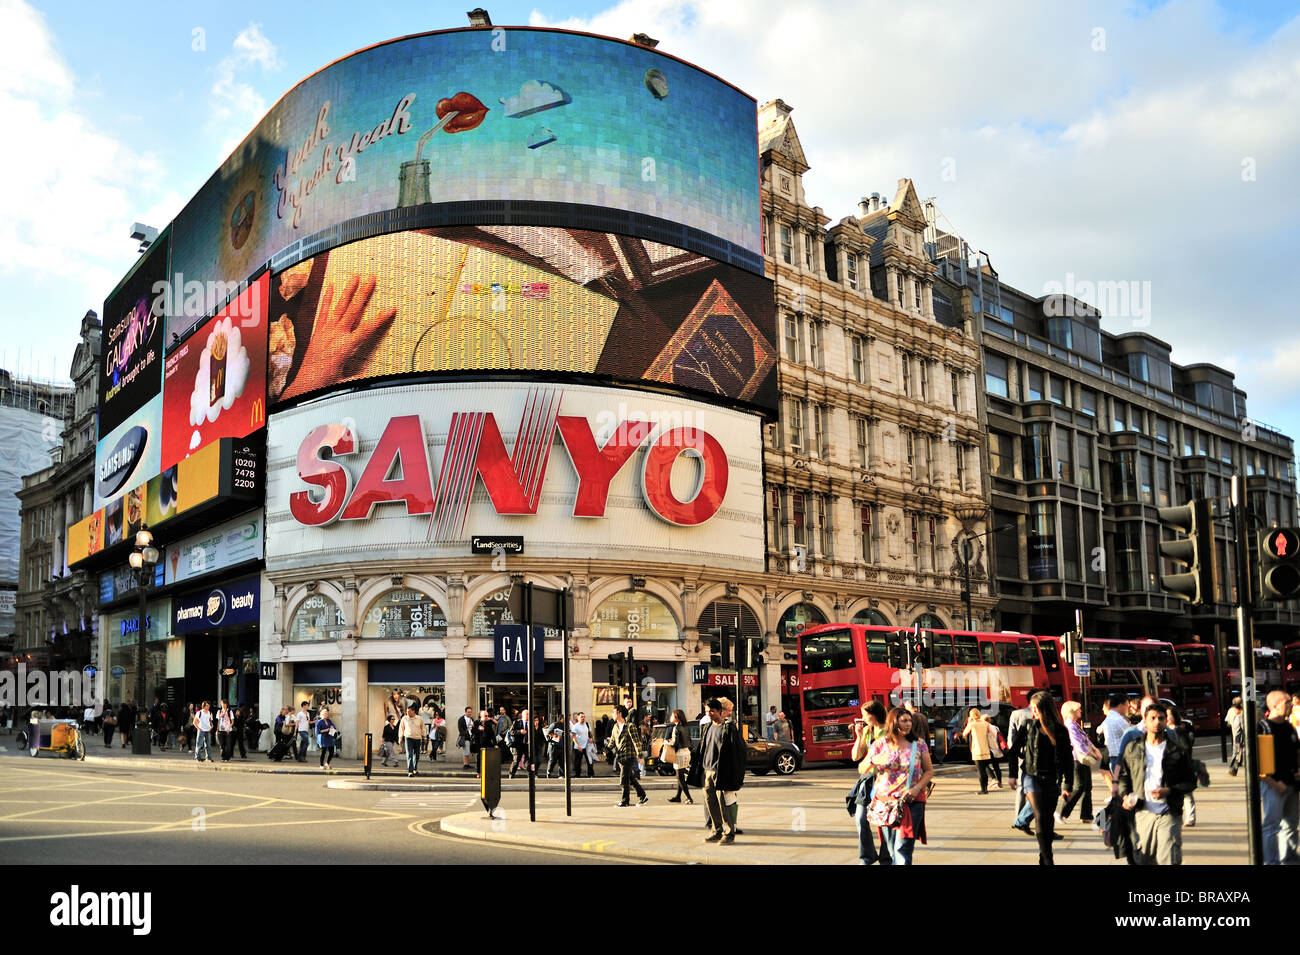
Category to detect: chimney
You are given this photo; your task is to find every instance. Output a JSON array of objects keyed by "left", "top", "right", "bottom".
[
  {"left": 857, "top": 197, "right": 871, "bottom": 218},
  {"left": 466, "top": 8, "right": 492, "bottom": 26},
  {"left": 870, "top": 192, "right": 881, "bottom": 211},
  {"left": 629, "top": 32, "right": 659, "bottom": 48}
]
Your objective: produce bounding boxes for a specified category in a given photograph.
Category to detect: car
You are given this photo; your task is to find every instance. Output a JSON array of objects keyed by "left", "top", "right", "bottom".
[{"left": 647, "top": 721, "right": 803, "bottom": 776}]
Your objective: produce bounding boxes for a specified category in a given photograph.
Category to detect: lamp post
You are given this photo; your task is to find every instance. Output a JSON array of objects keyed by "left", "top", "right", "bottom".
[
  {"left": 128, "top": 526, "right": 159, "bottom": 755},
  {"left": 954, "top": 505, "right": 1015, "bottom": 631}
]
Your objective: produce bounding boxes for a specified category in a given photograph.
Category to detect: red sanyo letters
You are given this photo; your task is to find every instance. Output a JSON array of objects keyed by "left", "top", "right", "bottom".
[{"left": 288, "top": 413, "right": 729, "bottom": 529}]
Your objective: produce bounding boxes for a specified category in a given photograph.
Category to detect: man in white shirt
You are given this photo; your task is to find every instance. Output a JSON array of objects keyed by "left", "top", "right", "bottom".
[
  {"left": 194, "top": 701, "right": 214, "bottom": 762},
  {"left": 570, "top": 712, "right": 593, "bottom": 778},
  {"left": 1119, "top": 701, "right": 1197, "bottom": 865},
  {"left": 1100, "top": 693, "right": 1130, "bottom": 784},
  {"left": 765, "top": 705, "right": 778, "bottom": 741},
  {"left": 294, "top": 702, "right": 312, "bottom": 762}
]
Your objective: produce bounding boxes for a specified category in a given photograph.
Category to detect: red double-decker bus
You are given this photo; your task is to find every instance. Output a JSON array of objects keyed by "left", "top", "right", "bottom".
[
  {"left": 1174, "top": 643, "right": 1220, "bottom": 733},
  {"left": 796, "top": 623, "right": 1176, "bottom": 764}
]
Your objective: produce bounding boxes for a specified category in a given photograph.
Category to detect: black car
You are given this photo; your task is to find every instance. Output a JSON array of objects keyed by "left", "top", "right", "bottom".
[{"left": 648, "top": 721, "right": 802, "bottom": 776}]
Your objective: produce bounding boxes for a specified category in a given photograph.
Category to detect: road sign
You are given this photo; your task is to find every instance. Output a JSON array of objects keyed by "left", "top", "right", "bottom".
[{"left": 1073, "top": 652, "right": 1090, "bottom": 678}]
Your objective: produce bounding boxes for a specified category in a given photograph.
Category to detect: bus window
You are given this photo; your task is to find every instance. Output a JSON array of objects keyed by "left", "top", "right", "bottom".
[
  {"left": 1158, "top": 647, "right": 1177, "bottom": 669},
  {"left": 1177, "top": 647, "right": 1211, "bottom": 675},
  {"left": 955, "top": 637, "right": 979, "bottom": 665},
  {"left": 802, "top": 685, "right": 862, "bottom": 711},
  {"left": 1019, "top": 639, "right": 1042, "bottom": 667},
  {"left": 996, "top": 643, "right": 1018, "bottom": 666},
  {"left": 866, "top": 633, "right": 887, "bottom": 664},
  {"left": 980, "top": 642, "right": 996, "bottom": 665},
  {"left": 800, "top": 628, "right": 854, "bottom": 674},
  {"left": 1115, "top": 645, "right": 1135, "bottom": 668},
  {"left": 930, "top": 634, "right": 955, "bottom": 666}
]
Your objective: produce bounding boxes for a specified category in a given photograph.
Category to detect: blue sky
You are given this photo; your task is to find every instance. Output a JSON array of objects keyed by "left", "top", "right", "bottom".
[{"left": 4, "top": 0, "right": 1299, "bottom": 457}]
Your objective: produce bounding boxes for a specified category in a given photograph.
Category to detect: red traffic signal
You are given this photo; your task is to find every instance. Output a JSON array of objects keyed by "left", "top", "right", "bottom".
[{"left": 1259, "top": 528, "right": 1300, "bottom": 601}]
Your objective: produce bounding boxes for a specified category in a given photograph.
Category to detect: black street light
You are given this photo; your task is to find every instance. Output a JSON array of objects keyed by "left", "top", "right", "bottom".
[
  {"left": 959, "top": 521, "right": 1016, "bottom": 631},
  {"left": 128, "top": 525, "right": 159, "bottom": 754}
]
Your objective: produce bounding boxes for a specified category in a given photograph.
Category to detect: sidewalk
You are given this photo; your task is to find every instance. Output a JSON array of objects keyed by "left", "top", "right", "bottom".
[{"left": 435, "top": 745, "right": 1248, "bottom": 865}]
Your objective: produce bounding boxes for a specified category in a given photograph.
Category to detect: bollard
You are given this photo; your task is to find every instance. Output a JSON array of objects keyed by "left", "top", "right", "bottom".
[
  {"left": 364, "top": 732, "right": 373, "bottom": 780},
  {"left": 480, "top": 746, "right": 502, "bottom": 818}
]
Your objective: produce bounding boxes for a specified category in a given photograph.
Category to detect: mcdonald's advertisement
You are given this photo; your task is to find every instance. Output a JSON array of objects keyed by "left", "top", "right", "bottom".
[{"left": 161, "top": 272, "right": 268, "bottom": 471}]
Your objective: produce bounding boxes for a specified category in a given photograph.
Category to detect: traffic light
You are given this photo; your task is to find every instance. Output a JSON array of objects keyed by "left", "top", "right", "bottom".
[
  {"left": 1062, "top": 628, "right": 1080, "bottom": 665},
  {"left": 738, "top": 637, "right": 763, "bottom": 669},
  {"left": 607, "top": 651, "right": 625, "bottom": 686},
  {"left": 720, "top": 627, "right": 733, "bottom": 669},
  {"left": 1157, "top": 499, "right": 1216, "bottom": 605},
  {"left": 886, "top": 630, "right": 906, "bottom": 669},
  {"left": 916, "top": 630, "right": 934, "bottom": 669},
  {"left": 707, "top": 628, "right": 722, "bottom": 666},
  {"left": 1258, "top": 527, "right": 1300, "bottom": 601}
]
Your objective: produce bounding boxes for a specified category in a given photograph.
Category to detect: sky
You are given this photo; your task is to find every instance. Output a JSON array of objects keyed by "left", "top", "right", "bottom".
[{"left": 2, "top": 0, "right": 1298, "bottom": 453}]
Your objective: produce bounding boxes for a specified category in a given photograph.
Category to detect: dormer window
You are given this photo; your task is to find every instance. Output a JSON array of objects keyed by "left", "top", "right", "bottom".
[{"left": 845, "top": 252, "right": 858, "bottom": 290}]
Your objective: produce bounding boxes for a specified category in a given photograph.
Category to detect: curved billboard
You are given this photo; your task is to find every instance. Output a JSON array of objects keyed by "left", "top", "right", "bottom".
[
  {"left": 266, "top": 225, "right": 776, "bottom": 411},
  {"left": 168, "top": 28, "right": 762, "bottom": 343}
]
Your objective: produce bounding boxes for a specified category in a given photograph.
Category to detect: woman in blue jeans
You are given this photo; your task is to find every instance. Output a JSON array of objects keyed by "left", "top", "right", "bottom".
[
  {"left": 864, "top": 706, "right": 934, "bottom": 865},
  {"left": 1020, "top": 691, "right": 1073, "bottom": 864},
  {"left": 315, "top": 706, "right": 338, "bottom": 771}
]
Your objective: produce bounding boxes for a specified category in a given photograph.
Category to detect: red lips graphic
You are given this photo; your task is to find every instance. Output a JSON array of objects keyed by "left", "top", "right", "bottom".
[{"left": 436, "top": 92, "right": 489, "bottom": 133}]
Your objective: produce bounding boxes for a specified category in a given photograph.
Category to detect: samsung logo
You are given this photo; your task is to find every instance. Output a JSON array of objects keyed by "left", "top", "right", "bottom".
[{"left": 96, "top": 425, "right": 148, "bottom": 499}]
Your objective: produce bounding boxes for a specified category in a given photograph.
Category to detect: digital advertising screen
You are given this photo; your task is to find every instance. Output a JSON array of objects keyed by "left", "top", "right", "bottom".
[
  {"left": 267, "top": 226, "right": 776, "bottom": 410},
  {"left": 94, "top": 393, "right": 162, "bottom": 511},
  {"left": 167, "top": 28, "right": 761, "bottom": 343},
  {"left": 99, "top": 231, "right": 168, "bottom": 437},
  {"left": 161, "top": 272, "right": 268, "bottom": 471}
]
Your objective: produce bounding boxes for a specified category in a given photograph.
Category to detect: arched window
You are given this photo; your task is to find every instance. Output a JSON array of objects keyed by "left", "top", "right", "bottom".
[
  {"left": 778, "top": 602, "right": 826, "bottom": 644},
  {"left": 360, "top": 588, "right": 447, "bottom": 639},
  {"left": 589, "top": 591, "right": 677, "bottom": 641},
  {"left": 851, "top": 608, "right": 890, "bottom": 627},
  {"left": 287, "top": 593, "right": 345, "bottom": 642},
  {"left": 912, "top": 613, "right": 944, "bottom": 630}
]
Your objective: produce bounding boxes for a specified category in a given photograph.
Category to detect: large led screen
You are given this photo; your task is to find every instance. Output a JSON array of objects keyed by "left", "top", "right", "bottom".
[
  {"left": 267, "top": 226, "right": 776, "bottom": 411},
  {"left": 94, "top": 394, "right": 162, "bottom": 511},
  {"left": 167, "top": 28, "right": 761, "bottom": 343},
  {"left": 99, "top": 231, "right": 168, "bottom": 437},
  {"left": 161, "top": 272, "right": 268, "bottom": 471}
]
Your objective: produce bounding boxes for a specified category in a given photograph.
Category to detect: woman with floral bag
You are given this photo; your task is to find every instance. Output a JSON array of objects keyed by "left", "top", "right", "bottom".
[{"left": 866, "top": 706, "right": 935, "bottom": 865}]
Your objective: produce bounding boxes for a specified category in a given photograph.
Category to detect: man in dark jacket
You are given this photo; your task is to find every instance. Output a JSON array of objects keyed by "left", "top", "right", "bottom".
[
  {"left": 608, "top": 705, "right": 647, "bottom": 806},
  {"left": 696, "top": 697, "right": 746, "bottom": 844},
  {"left": 1118, "top": 701, "right": 1197, "bottom": 865}
]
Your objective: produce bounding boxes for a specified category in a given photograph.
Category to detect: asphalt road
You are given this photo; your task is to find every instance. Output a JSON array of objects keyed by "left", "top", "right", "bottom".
[{"left": 0, "top": 756, "right": 645, "bottom": 865}]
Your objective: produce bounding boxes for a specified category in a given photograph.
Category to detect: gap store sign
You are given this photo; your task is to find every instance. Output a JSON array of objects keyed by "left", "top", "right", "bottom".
[{"left": 173, "top": 575, "right": 260, "bottom": 634}]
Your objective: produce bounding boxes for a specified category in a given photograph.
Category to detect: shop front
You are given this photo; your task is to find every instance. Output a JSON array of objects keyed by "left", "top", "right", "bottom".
[
  {"left": 173, "top": 574, "right": 261, "bottom": 707},
  {"left": 366, "top": 661, "right": 445, "bottom": 735},
  {"left": 292, "top": 661, "right": 348, "bottom": 747},
  {"left": 104, "top": 598, "right": 172, "bottom": 707}
]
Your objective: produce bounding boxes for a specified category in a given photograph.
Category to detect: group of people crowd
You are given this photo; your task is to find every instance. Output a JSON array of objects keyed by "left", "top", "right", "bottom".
[{"left": 848, "top": 688, "right": 1300, "bottom": 866}]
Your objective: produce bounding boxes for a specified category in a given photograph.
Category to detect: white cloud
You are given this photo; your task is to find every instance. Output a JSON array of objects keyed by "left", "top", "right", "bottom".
[{"left": 209, "top": 22, "right": 282, "bottom": 158}]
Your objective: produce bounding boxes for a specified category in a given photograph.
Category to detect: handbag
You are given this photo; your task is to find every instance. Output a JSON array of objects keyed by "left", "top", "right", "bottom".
[
  {"left": 866, "top": 741, "right": 919, "bottom": 829},
  {"left": 1080, "top": 745, "right": 1102, "bottom": 768},
  {"left": 674, "top": 748, "right": 691, "bottom": 770},
  {"left": 845, "top": 775, "right": 873, "bottom": 816}
]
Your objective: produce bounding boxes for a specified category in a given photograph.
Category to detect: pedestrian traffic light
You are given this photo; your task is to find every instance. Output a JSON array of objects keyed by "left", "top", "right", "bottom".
[
  {"left": 886, "top": 630, "right": 906, "bottom": 669},
  {"left": 720, "top": 627, "right": 733, "bottom": 669},
  {"left": 738, "top": 637, "right": 763, "bottom": 669},
  {"left": 1258, "top": 527, "right": 1300, "bottom": 601},
  {"left": 607, "top": 651, "right": 625, "bottom": 686},
  {"left": 1157, "top": 499, "right": 1216, "bottom": 605}
]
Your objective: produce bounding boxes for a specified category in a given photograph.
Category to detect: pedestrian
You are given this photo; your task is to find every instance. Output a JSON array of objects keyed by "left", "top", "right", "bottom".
[
  {"left": 665, "top": 709, "right": 694, "bottom": 804},
  {"left": 102, "top": 702, "right": 116, "bottom": 747},
  {"left": 457, "top": 707, "right": 474, "bottom": 770},
  {"left": 312, "top": 706, "right": 336, "bottom": 770},
  {"left": 118, "top": 700, "right": 134, "bottom": 747},
  {"left": 772, "top": 710, "right": 794, "bottom": 745},
  {"left": 1059, "top": 700, "right": 1103, "bottom": 825},
  {"left": 1165, "top": 702, "right": 1199, "bottom": 826},
  {"left": 1020, "top": 690, "right": 1072, "bottom": 864},
  {"left": 961, "top": 707, "right": 1003, "bottom": 793},
  {"left": 83, "top": 701, "right": 96, "bottom": 738},
  {"left": 544, "top": 714, "right": 566, "bottom": 777},
  {"left": 765, "top": 705, "right": 778, "bottom": 741},
  {"left": 1118, "top": 700, "right": 1197, "bottom": 865},
  {"left": 233, "top": 705, "right": 248, "bottom": 758},
  {"left": 398, "top": 705, "right": 426, "bottom": 777},
  {"left": 1224, "top": 696, "right": 1245, "bottom": 775},
  {"left": 419, "top": 700, "right": 436, "bottom": 756},
  {"left": 379, "top": 715, "right": 400, "bottom": 767},
  {"left": 1259, "top": 689, "right": 1300, "bottom": 865},
  {"left": 607, "top": 704, "right": 648, "bottom": 807},
  {"left": 850, "top": 700, "right": 888, "bottom": 864},
  {"left": 903, "top": 699, "right": 930, "bottom": 746},
  {"left": 471, "top": 710, "right": 497, "bottom": 775},
  {"left": 431, "top": 709, "right": 446, "bottom": 761},
  {"left": 496, "top": 706, "right": 514, "bottom": 770},
  {"left": 1100, "top": 693, "right": 1130, "bottom": 784},
  {"left": 509, "top": 709, "right": 531, "bottom": 778},
  {"left": 194, "top": 701, "right": 214, "bottom": 763},
  {"left": 571, "top": 711, "right": 594, "bottom": 778},
  {"left": 863, "top": 705, "right": 934, "bottom": 865},
  {"left": 182, "top": 703, "right": 196, "bottom": 751},
  {"left": 216, "top": 700, "right": 236, "bottom": 761},
  {"left": 294, "top": 701, "right": 312, "bottom": 762}
]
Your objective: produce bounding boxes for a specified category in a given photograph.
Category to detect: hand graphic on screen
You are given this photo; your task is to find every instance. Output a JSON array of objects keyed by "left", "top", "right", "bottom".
[{"left": 279, "top": 274, "right": 397, "bottom": 401}]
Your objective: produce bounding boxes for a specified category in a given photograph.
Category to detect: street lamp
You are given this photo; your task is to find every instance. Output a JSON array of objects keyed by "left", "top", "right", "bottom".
[
  {"left": 128, "top": 526, "right": 160, "bottom": 755},
  {"left": 954, "top": 511, "right": 1016, "bottom": 631}
]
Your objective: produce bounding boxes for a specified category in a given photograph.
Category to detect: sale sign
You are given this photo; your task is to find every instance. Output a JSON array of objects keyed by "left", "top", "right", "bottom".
[{"left": 161, "top": 272, "right": 268, "bottom": 471}]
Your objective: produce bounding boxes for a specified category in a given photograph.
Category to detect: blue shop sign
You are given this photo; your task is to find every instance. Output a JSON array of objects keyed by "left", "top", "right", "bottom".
[
  {"left": 173, "top": 575, "right": 260, "bottom": 634},
  {"left": 494, "top": 624, "right": 545, "bottom": 674}
]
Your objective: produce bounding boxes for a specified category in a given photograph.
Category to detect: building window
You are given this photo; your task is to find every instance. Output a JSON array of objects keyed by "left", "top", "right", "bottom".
[
  {"left": 1080, "top": 388, "right": 1096, "bottom": 417},
  {"left": 764, "top": 215, "right": 773, "bottom": 257},
  {"left": 803, "top": 232, "right": 814, "bottom": 270},
  {"left": 1128, "top": 353, "right": 1149, "bottom": 382},
  {"left": 851, "top": 336, "right": 865, "bottom": 383},
  {"left": 1083, "top": 510, "right": 1102, "bottom": 585},
  {"left": 1139, "top": 454, "right": 1154, "bottom": 503},
  {"left": 856, "top": 416, "right": 870, "bottom": 468},
  {"left": 846, "top": 252, "right": 859, "bottom": 290},
  {"left": 1061, "top": 507, "right": 1081, "bottom": 581},
  {"left": 360, "top": 588, "right": 447, "bottom": 639},
  {"left": 918, "top": 359, "right": 929, "bottom": 402},
  {"left": 1028, "top": 502, "right": 1058, "bottom": 580},
  {"left": 908, "top": 512, "right": 919, "bottom": 568},
  {"left": 900, "top": 352, "right": 911, "bottom": 396},
  {"left": 288, "top": 594, "right": 346, "bottom": 642},
  {"left": 895, "top": 273, "right": 904, "bottom": 305},
  {"left": 784, "top": 315, "right": 799, "bottom": 361},
  {"left": 1157, "top": 458, "right": 1173, "bottom": 508},
  {"left": 1026, "top": 368, "right": 1044, "bottom": 402},
  {"left": 1049, "top": 376, "right": 1066, "bottom": 405},
  {"left": 1076, "top": 433, "right": 1094, "bottom": 490},
  {"left": 808, "top": 321, "right": 822, "bottom": 369},
  {"left": 989, "top": 431, "right": 1015, "bottom": 479},
  {"left": 928, "top": 436, "right": 940, "bottom": 484},
  {"left": 913, "top": 281, "right": 922, "bottom": 311},
  {"left": 985, "top": 355, "right": 1009, "bottom": 398},
  {"left": 787, "top": 398, "right": 805, "bottom": 451},
  {"left": 1024, "top": 423, "right": 1051, "bottom": 480},
  {"left": 905, "top": 430, "right": 916, "bottom": 479},
  {"left": 955, "top": 443, "right": 966, "bottom": 490},
  {"left": 860, "top": 505, "right": 874, "bottom": 562},
  {"left": 780, "top": 224, "right": 793, "bottom": 264},
  {"left": 1055, "top": 426, "right": 1073, "bottom": 483},
  {"left": 792, "top": 492, "right": 806, "bottom": 546},
  {"left": 1155, "top": 416, "right": 1169, "bottom": 445},
  {"left": 818, "top": 495, "right": 832, "bottom": 557},
  {"left": 951, "top": 370, "right": 961, "bottom": 410},
  {"left": 813, "top": 404, "right": 828, "bottom": 458},
  {"left": 1112, "top": 450, "right": 1138, "bottom": 501},
  {"left": 771, "top": 488, "right": 786, "bottom": 552}
]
